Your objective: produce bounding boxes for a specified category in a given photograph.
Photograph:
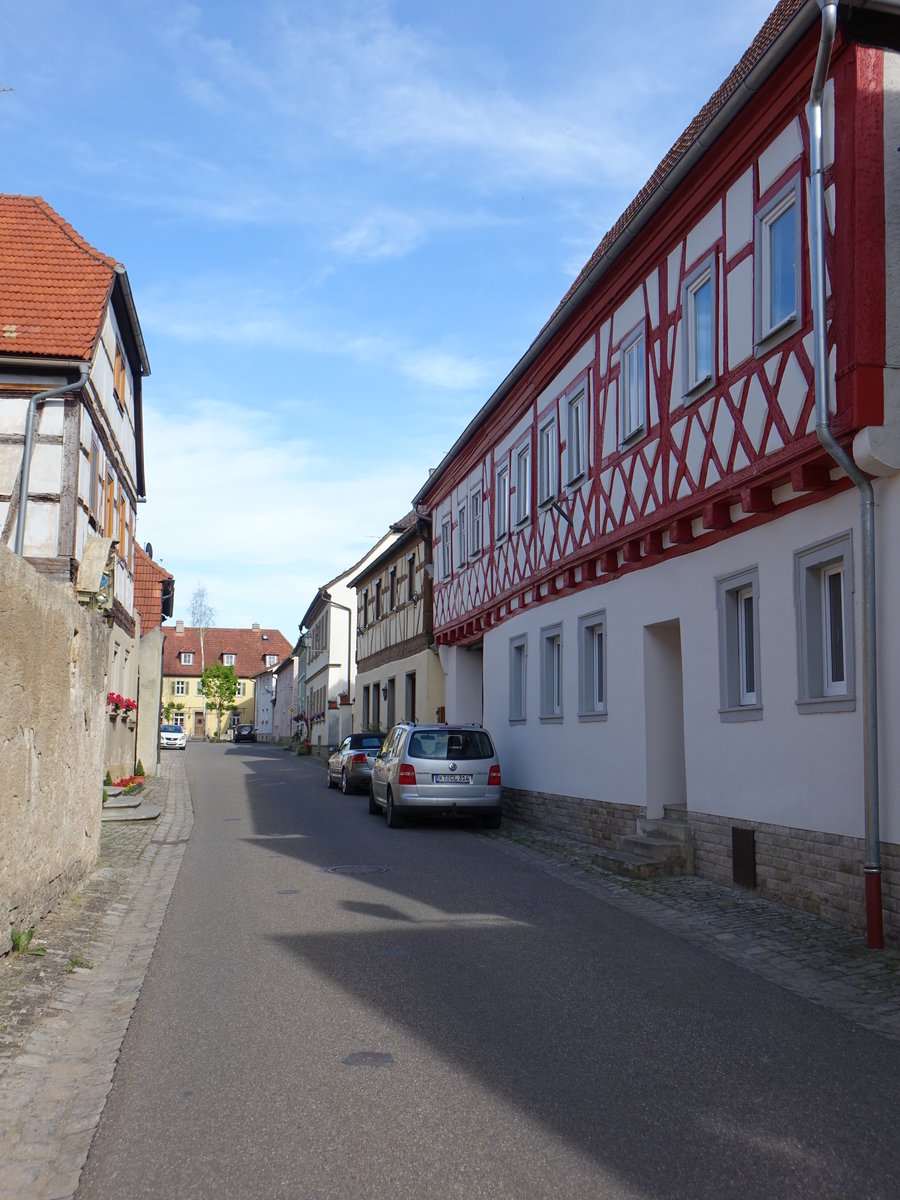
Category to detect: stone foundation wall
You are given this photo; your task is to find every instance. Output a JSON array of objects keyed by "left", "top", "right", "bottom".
[
  {"left": 503, "top": 784, "right": 899, "bottom": 937},
  {"left": 503, "top": 787, "right": 641, "bottom": 850},
  {"left": 689, "top": 809, "right": 900, "bottom": 935},
  {"left": 0, "top": 544, "right": 110, "bottom": 953}
]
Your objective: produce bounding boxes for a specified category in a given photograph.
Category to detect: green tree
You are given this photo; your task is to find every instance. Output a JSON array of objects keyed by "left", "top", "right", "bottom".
[{"left": 200, "top": 663, "right": 238, "bottom": 738}]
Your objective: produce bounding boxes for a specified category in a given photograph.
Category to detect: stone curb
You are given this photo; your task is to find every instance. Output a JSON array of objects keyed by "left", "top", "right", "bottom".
[{"left": 0, "top": 754, "right": 193, "bottom": 1200}]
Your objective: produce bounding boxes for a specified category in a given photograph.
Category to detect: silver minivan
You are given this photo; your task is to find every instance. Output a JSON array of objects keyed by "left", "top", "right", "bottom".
[{"left": 369, "top": 723, "right": 502, "bottom": 829}]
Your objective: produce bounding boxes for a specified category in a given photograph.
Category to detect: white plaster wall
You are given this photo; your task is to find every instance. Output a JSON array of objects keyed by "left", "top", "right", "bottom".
[
  {"left": 483, "top": 484, "right": 899, "bottom": 843},
  {"left": 438, "top": 643, "right": 484, "bottom": 724}
]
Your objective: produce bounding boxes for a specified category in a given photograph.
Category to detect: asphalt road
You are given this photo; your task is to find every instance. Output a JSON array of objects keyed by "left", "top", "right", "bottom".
[{"left": 76, "top": 742, "right": 900, "bottom": 1199}]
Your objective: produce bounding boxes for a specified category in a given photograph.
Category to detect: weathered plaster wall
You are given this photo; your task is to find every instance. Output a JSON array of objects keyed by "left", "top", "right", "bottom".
[
  {"left": 0, "top": 543, "right": 109, "bottom": 952},
  {"left": 136, "top": 626, "right": 164, "bottom": 777}
]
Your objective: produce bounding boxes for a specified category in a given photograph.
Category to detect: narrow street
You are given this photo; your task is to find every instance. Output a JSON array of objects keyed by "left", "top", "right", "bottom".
[{"left": 75, "top": 743, "right": 900, "bottom": 1200}]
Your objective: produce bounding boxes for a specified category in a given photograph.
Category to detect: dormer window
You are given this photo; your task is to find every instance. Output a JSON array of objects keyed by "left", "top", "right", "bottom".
[
  {"left": 265, "top": 654, "right": 278, "bottom": 666},
  {"left": 181, "top": 652, "right": 194, "bottom": 665},
  {"left": 223, "top": 653, "right": 236, "bottom": 666}
]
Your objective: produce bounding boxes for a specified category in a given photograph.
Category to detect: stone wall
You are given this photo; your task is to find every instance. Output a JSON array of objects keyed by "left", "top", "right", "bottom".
[
  {"left": 503, "top": 787, "right": 642, "bottom": 850},
  {"left": 689, "top": 809, "right": 900, "bottom": 935},
  {"left": 136, "top": 626, "right": 164, "bottom": 777},
  {"left": 0, "top": 543, "right": 109, "bottom": 953}
]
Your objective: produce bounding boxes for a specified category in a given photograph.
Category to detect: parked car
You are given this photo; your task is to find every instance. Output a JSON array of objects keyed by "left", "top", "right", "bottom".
[
  {"left": 327, "top": 732, "right": 385, "bottom": 794},
  {"left": 160, "top": 723, "right": 187, "bottom": 750},
  {"left": 234, "top": 724, "right": 256, "bottom": 743},
  {"left": 369, "top": 723, "right": 502, "bottom": 828}
]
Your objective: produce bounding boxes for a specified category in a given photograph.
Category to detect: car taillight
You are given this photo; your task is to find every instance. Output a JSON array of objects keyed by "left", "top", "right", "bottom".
[
  {"left": 488, "top": 765, "right": 501, "bottom": 786},
  {"left": 351, "top": 753, "right": 367, "bottom": 765},
  {"left": 398, "top": 764, "right": 417, "bottom": 785}
]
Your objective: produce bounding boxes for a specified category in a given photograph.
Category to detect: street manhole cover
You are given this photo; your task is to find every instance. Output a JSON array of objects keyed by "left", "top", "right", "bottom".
[
  {"left": 278, "top": 889, "right": 299, "bottom": 895},
  {"left": 324, "top": 865, "right": 391, "bottom": 876},
  {"left": 343, "top": 1051, "right": 394, "bottom": 1068}
]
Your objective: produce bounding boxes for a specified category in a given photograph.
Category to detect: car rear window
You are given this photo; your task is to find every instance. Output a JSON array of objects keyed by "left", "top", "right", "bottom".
[
  {"left": 407, "top": 730, "right": 495, "bottom": 760},
  {"left": 359, "top": 737, "right": 383, "bottom": 750}
]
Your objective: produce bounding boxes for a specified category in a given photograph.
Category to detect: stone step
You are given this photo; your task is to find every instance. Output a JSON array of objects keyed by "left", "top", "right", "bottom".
[
  {"left": 637, "top": 816, "right": 692, "bottom": 843},
  {"left": 103, "top": 793, "right": 144, "bottom": 809},
  {"left": 617, "top": 833, "right": 687, "bottom": 863},
  {"left": 101, "top": 803, "right": 162, "bottom": 822},
  {"left": 588, "top": 846, "right": 671, "bottom": 880}
]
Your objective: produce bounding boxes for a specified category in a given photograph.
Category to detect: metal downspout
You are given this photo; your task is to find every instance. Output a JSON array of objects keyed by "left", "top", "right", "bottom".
[
  {"left": 808, "top": 2, "right": 882, "bottom": 947},
  {"left": 14, "top": 366, "right": 90, "bottom": 556}
]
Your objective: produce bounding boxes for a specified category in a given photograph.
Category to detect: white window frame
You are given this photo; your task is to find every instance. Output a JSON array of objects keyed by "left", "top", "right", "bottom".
[
  {"left": 223, "top": 653, "right": 236, "bottom": 667},
  {"left": 470, "top": 488, "right": 482, "bottom": 555},
  {"left": 509, "top": 634, "right": 527, "bottom": 723},
  {"left": 181, "top": 651, "right": 194, "bottom": 665},
  {"left": 237, "top": 681, "right": 246, "bottom": 697},
  {"left": 495, "top": 465, "right": 509, "bottom": 540},
  {"left": 755, "top": 176, "right": 802, "bottom": 350},
  {"left": 716, "top": 567, "right": 762, "bottom": 721},
  {"left": 620, "top": 326, "right": 646, "bottom": 444},
  {"left": 794, "top": 532, "right": 855, "bottom": 713},
  {"left": 441, "top": 517, "right": 452, "bottom": 580},
  {"left": 515, "top": 444, "right": 531, "bottom": 526},
  {"left": 566, "top": 387, "right": 587, "bottom": 484},
  {"left": 577, "top": 610, "right": 607, "bottom": 720},
  {"left": 682, "top": 254, "right": 716, "bottom": 400},
  {"left": 539, "top": 623, "right": 563, "bottom": 721},
  {"left": 174, "top": 679, "right": 187, "bottom": 696},
  {"left": 538, "top": 418, "right": 557, "bottom": 506},
  {"left": 265, "top": 655, "right": 278, "bottom": 667},
  {"left": 457, "top": 503, "right": 467, "bottom": 566}
]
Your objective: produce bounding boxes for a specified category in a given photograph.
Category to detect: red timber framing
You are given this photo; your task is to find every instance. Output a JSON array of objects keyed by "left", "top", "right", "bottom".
[{"left": 417, "top": 16, "right": 887, "bottom": 650}]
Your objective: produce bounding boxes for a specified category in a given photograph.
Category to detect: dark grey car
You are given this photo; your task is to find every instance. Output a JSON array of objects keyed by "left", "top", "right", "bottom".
[
  {"left": 327, "top": 732, "right": 385, "bottom": 794},
  {"left": 368, "top": 723, "right": 502, "bottom": 828}
]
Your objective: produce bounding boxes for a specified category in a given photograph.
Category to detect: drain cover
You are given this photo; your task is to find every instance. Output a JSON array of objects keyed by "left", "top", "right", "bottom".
[
  {"left": 278, "top": 889, "right": 299, "bottom": 895},
  {"left": 324, "top": 865, "right": 390, "bottom": 876},
  {"left": 343, "top": 1051, "right": 394, "bottom": 1068}
]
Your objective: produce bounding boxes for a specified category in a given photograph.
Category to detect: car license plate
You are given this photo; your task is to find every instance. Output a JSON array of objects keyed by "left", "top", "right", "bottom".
[{"left": 433, "top": 774, "right": 472, "bottom": 784}]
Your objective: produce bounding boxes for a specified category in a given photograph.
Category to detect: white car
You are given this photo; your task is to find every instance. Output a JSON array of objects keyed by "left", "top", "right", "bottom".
[{"left": 160, "top": 723, "right": 187, "bottom": 750}]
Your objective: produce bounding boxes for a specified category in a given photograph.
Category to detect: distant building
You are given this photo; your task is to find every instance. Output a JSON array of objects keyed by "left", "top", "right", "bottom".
[{"left": 161, "top": 622, "right": 291, "bottom": 738}]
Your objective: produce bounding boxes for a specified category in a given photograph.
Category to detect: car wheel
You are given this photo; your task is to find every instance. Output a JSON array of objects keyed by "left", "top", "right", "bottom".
[
  {"left": 368, "top": 784, "right": 379, "bottom": 815},
  {"left": 385, "top": 788, "right": 402, "bottom": 828},
  {"left": 482, "top": 813, "right": 502, "bottom": 830},
  {"left": 341, "top": 770, "right": 350, "bottom": 795}
]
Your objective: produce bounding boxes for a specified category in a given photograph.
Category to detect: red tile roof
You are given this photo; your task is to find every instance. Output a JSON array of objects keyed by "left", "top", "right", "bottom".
[
  {"left": 160, "top": 625, "right": 293, "bottom": 679},
  {"left": 133, "top": 545, "right": 173, "bottom": 633},
  {"left": 0, "top": 194, "right": 118, "bottom": 360}
]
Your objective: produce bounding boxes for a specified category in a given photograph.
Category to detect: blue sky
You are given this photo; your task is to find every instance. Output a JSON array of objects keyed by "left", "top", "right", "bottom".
[{"left": 2, "top": 0, "right": 775, "bottom": 641}]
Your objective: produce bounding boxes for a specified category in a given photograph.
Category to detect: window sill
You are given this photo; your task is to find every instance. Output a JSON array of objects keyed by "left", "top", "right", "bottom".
[
  {"left": 682, "top": 375, "right": 715, "bottom": 406},
  {"left": 619, "top": 427, "right": 645, "bottom": 451},
  {"left": 796, "top": 695, "right": 856, "bottom": 715},
  {"left": 577, "top": 710, "right": 608, "bottom": 723},
  {"left": 565, "top": 472, "right": 586, "bottom": 489},
  {"left": 539, "top": 714, "right": 563, "bottom": 724},
  {"left": 508, "top": 716, "right": 527, "bottom": 725},
  {"left": 718, "top": 704, "right": 763, "bottom": 723},
  {"left": 754, "top": 314, "right": 800, "bottom": 358}
]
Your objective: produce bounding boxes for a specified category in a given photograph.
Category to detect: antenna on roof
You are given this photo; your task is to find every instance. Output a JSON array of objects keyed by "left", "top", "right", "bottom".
[{"left": 145, "top": 542, "right": 153, "bottom": 558}]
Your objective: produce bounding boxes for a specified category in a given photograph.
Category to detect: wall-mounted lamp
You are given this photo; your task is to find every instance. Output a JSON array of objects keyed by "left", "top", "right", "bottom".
[
  {"left": 410, "top": 592, "right": 420, "bottom": 604},
  {"left": 381, "top": 685, "right": 388, "bottom": 701}
]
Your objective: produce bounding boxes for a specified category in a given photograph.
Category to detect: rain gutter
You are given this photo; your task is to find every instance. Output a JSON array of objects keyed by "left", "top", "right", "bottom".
[{"left": 809, "top": 0, "right": 900, "bottom": 949}]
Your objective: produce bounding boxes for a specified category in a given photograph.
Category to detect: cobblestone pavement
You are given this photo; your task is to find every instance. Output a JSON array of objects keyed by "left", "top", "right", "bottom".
[
  {"left": 0, "top": 754, "right": 192, "bottom": 1200},
  {"left": 1, "top": 753, "right": 899, "bottom": 1199}
]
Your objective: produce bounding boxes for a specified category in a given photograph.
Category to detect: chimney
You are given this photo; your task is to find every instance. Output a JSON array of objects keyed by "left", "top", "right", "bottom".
[
  {"left": 176, "top": 619, "right": 184, "bottom": 635},
  {"left": 252, "top": 622, "right": 260, "bottom": 630}
]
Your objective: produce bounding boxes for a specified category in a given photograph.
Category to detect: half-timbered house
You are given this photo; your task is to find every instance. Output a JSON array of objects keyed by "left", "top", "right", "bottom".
[
  {"left": 413, "top": 0, "right": 900, "bottom": 939},
  {"left": 350, "top": 512, "right": 444, "bottom": 732}
]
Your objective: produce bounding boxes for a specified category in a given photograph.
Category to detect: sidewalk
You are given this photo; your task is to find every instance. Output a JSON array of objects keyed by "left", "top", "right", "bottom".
[
  {"left": 0, "top": 754, "right": 193, "bottom": 1200},
  {"left": 1, "top": 757, "right": 898, "bottom": 1198}
]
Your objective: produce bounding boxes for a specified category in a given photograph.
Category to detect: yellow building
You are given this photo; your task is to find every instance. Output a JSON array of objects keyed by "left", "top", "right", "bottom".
[{"left": 161, "top": 621, "right": 291, "bottom": 738}]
